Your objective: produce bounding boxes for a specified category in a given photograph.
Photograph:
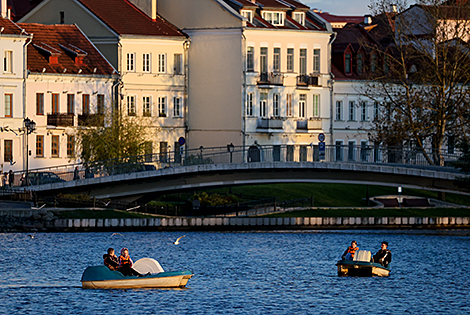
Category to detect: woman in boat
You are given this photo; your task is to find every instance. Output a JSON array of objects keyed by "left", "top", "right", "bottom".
[
  {"left": 341, "top": 240, "right": 359, "bottom": 260},
  {"left": 103, "top": 248, "right": 119, "bottom": 271},
  {"left": 119, "top": 248, "right": 145, "bottom": 277},
  {"left": 372, "top": 241, "right": 392, "bottom": 267}
]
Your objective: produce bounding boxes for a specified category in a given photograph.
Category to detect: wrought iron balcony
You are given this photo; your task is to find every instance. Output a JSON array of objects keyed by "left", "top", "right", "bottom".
[
  {"left": 257, "top": 72, "right": 284, "bottom": 86},
  {"left": 296, "top": 74, "right": 320, "bottom": 87},
  {"left": 47, "top": 113, "right": 75, "bottom": 127},
  {"left": 257, "top": 118, "right": 283, "bottom": 130},
  {"left": 296, "top": 118, "right": 322, "bottom": 131}
]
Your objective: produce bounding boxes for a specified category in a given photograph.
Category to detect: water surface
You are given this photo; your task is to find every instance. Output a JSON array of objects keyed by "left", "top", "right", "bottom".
[{"left": 1, "top": 230, "right": 469, "bottom": 314}]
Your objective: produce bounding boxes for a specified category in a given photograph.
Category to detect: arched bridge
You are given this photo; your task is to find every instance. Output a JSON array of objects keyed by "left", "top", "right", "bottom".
[{"left": 6, "top": 145, "right": 470, "bottom": 202}]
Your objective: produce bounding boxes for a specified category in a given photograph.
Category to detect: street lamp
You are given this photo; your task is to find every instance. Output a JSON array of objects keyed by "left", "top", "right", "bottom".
[
  {"left": 23, "top": 118, "right": 36, "bottom": 186},
  {"left": 227, "top": 143, "right": 234, "bottom": 163}
]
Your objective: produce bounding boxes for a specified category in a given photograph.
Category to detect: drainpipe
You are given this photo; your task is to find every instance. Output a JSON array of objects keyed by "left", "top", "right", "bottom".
[
  {"left": 328, "top": 32, "right": 337, "bottom": 146},
  {"left": 22, "top": 34, "right": 33, "bottom": 171},
  {"left": 183, "top": 39, "right": 190, "bottom": 150},
  {"left": 241, "top": 31, "right": 247, "bottom": 162}
]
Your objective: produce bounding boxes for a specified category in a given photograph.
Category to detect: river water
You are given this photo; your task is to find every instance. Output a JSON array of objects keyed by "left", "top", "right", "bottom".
[{"left": 1, "top": 230, "right": 469, "bottom": 314}]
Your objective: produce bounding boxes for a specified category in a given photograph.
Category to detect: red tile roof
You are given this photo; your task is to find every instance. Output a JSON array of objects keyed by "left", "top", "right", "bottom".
[
  {"left": 316, "top": 12, "right": 364, "bottom": 24},
  {"left": 76, "top": 0, "right": 185, "bottom": 37},
  {"left": 255, "top": 0, "right": 290, "bottom": 10},
  {"left": 281, "top": 0, "right": 310, "bottom": 10},
  {"left": 0, "top": 17, "right": 27, "bottom": 35},
  {"left": 17, "top": 23, "right": 116, "bottom": 75}
]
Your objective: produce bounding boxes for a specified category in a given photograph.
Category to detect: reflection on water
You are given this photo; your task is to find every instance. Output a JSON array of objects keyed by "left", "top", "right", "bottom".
[{"left": 1, "top": 230, "right": 469, "bottom": 314}]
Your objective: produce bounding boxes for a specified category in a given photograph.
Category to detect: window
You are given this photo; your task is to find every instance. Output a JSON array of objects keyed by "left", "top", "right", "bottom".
[
  {"left": 145, "top": 142, "right": 153, "bottom": 162},
  {"left": 143, "top": 53, "right": 151, "bottom": 72},
  {"left": 143, "top": 96, "right": 151, "bottom": 117},
  {"left": 51, "top": 135, "right": 59, "bottom": 158},
  {"left": 287, "top": 145, "right": 294, "bottom": 161},
  {"left": 4, "top": 94, "right": 12, "bottom": 117},
  {"left": 173, "top": 97, "right": 182, "bottom": 117},
  {"left": 174, "top": 54, "right": 182, "bottom": 75},
  {"left": 360, "top": 101, "right": 367, "bottom": 121},
  {"left": 286, "top": 94, "right": 293, "bottom": 116},
  {"left": 247, "top": 47, "right": 254, "bottom": 72},
  {"left": 373, "top": 101, "right": 379, "bottom": 120},
  {"left": 158, "top": 53, "right": 166, "bottom": 73},
  {"left": 259, "top": 93, "right": 267, "bottom": 117},
  {"left": 97, "top": 94, "right": 104, "bottom": 114},
  {"left": 313, "top": 94, "right": 320, "bottom": 117},
  {"left": 448, "top": 136, "right": 455, "bottom": 154},
  {"left": 262, "top": 11, "right": 284, "bottom": 26},
  {"left": 357, "top": 53, "right": 363, "bottom": 74},
  {"left": 299, "top": 94, "right": 306, "bottom": 118},
  {"left": 82, "top": 94, "right": 90, "bottom": 115},
  {"left": 52, "top": 93, "right": 59, "bottom": 114},
  {"left": 158, "top": 96, "right": 167, "bottom": 117},
  {"left": 127, "top": 53, "right": 135, "bottom": 71},
  {"left": 67, "top": 94, "right": 74, "bottom": 115},
  {"left": 300, "top": 145, "right": 307, "bottom": 161},
  {"left": 336, "top": 101, "right": 342, "bottom": 120},
  {"left": 335, "top": 140, "right": 344, "bottom": 161},
  {"left": 159, "top": 142, "right": 168, "bottom": 163},
  {"left": 273, "top": 93, "right": 280, "bottom": 117},
  {"left": 127, "top": 96, "right": 136, "bottom": 116},
  {"left": 260, "top": 47, "right": 268, "bottom": 73},
  {"left": 371, "top": 53, "right": 377, "bottom": 73},
  {"left": 36, "top": 135, "right": 44, "bottom": 157},
  {"left": 299, "top": 49, "right": 307, "bottom": 75},
  {"left": 241, "top": 10, "right": 253, "bottom": 23},
  {"left": 313, "top": 49, "right": 320, "bottom": 73},
  {"left": 293, "top": 12, "right": 305, "bottom": 25},
  {"left": 3, "top": 50, "right": 12, "bottom": 73},
  {"left": 4, "top": 140, "right": 12, "bottom": 163},
  {"left": 246, "top": 93, "right": 253, "bottom": 116},
  {"left": 361, "top": 140, "right": 368, "bottom": 162},
  {"left": 287, "top": 48, "right": 294, "bottom": 72},
  {"left": 67, "top": 135, "right": 74, "bottom": 157},
  {"left": 348, "top": 141, "right": 356, "bottom": 161},
  {"left": 345, "top": 53, "right": 351, "bottom": 74},
  {"left": 36, "top": 93, "right": 44, "bottom": 115},
  {"left": 273, "top": 48, "right": 280, "bottom": 72},
  {"left": 349, "top": 101, "right": 355, "bottom": 121}
]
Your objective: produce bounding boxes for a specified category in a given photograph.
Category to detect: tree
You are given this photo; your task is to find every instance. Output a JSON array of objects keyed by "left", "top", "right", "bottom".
[
  {"left": 76, "top": 107, "right": 155, "bottom": 166},
  {"left": 363, "top": 0, "right": 470, "bottom": 165}
]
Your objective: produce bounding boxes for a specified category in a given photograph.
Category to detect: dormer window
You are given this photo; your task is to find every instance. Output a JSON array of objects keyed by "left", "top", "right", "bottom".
[
  {"left": 241, "top": 10, "right": 253, "bottom": 23},
  {"left": 293, "top": 12, "right": 305, "bottom": 26},
  {"left": 345, "top": 53, "right": 352, "bottom": 74},
  {"left": 262, "top": 11, "right": 284, "bottom": 26}
]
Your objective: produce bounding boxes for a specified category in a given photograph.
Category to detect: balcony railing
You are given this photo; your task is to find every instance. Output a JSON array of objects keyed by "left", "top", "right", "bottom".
[
  {"left": 257, "top": 118, "right": 283, "bottom": 130},
  {"left": 296, "top": 118, "right": 322, "bottom": 131},
  {"left": 296, "top": 74, "right": 320, "bottom": 87},
  {"left": 47, "top": 113, "right": 74, "bottom": 127},
  {"left": 257, "top": 72, "right": 284, "bottom": 86},
  {"left": 78, "top": 114, "right": 105, "bottom": 126}
]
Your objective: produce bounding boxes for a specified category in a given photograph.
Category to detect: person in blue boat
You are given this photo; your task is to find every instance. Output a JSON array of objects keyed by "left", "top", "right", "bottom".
[
  {"left": 103, "top": 248, "right": 119, "bottom": 271},
  {"left": 119, "top": 247, "right": 147, "bottom": 277},
  {"left": 342, "top": 240, "right": 359, "bottom": 260},
  {"left": 372, "top": 241, "right": 392, "bottom": 267}
]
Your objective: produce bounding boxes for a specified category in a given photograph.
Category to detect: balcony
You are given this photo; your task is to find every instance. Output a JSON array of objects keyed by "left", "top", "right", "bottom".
[
  {"left": 257, "top": 72, "right": 284, "bottom": 86},
  {"left": 47, "top": 113, "right": 75, "bottom": 127},
  {"left": 78, "top": 114, "right": 105, "bottom": 126},
  {"left": 296, "top": 118, "right": 322, "bottom": 131},
  {"left": 257, "top": 118, "right": 283, "bottom": 131},
  {"left": 296, "top": 74, "right": 320, "bottom": 87}
]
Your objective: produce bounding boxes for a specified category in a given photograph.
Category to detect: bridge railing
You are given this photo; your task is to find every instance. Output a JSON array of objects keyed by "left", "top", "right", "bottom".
[{"left": 3, "top": 144, "right": 464, "bottom": 188}]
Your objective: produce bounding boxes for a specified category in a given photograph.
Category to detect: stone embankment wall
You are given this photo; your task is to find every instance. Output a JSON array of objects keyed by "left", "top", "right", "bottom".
[{"left": 49, "top": 217, "right": 470, "bottom": 231}]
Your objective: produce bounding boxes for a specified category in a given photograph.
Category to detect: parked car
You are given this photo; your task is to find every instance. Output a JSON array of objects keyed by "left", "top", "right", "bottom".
[{"left": 27, "top": 172, "right": 66, "bottom": 185}]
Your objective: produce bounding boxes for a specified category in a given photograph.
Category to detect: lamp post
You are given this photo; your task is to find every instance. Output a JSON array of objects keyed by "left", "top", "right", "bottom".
[
  {"left": 23, "top": 118, "right": 36, "bottom": 186},
  {"left": 227, "top": 143, "right": 234, "bottom": 163}
]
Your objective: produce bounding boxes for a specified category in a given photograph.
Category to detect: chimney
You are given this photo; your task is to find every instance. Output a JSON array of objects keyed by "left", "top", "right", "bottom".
[
  {"left": 152, "top": 0, "right": 157, "bottom": 20},
  {"left": 1, "top": 0, "right": 7, "bottom": 18},
  {"left": 364, "top": 15, "right": 372, "bottom": 25}
]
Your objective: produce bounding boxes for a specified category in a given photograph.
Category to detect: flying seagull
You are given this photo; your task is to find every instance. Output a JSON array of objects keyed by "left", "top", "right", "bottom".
[
  {"left": 38, "top": 204, "right": 46, "bottom": 210},
  {"left": 111, "top": 233, "right": 123, "bottom": 237},
  {"left": 28, "top": 232, "right": 36, "bottom": 239},
  {"left": 125, "top": 205, "right": 140, "bottom": 211},
  {"left": 172, "top": 235, "right": 186, "bottom": 245},
  {"left": 103, "top": 200, "right": 111, "bottom": 207}
]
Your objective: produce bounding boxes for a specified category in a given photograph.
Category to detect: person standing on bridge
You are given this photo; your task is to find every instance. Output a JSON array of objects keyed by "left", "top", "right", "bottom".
[
  {"left": 8, "top": 170, "right": 14, "bottom": 188},
  {"left": 73, "top": 166, "right": 80, "bottom": 180}
]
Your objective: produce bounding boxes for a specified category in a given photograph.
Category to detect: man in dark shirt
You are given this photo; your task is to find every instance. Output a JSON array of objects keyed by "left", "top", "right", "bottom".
[
  {"left": 373, "top": 241, "right": 392, "bottom": 267},
  {"left": 103, "top": 248, "right": 119, "bottom": 270}
]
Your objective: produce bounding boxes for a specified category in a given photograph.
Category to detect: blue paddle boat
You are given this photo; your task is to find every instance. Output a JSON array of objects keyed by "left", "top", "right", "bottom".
[
  {"left": 81, "top": 258, "right": 193, "bottom": 289},
  {"left": 336, "top": 250, "right": 391, "bottom": 277}
]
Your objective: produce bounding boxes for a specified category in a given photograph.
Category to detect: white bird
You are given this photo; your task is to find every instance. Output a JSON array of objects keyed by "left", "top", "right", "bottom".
[
  {"left": 125, "top": 205, "right": 140, "bottom": 211},
  {"left": 111, "top": 233, "right": 123, "bottom": 237},
  {"left": 28, "top": 232, "right": 36, "bottom": 239},
  {"left": 38, "top": 204, "right": 46, "bottom": 210},
  {"left": 172, "top": 235, "right": 186, "bottom": 245},
  {"left": 102, "top": 200, "right": 111, "bottom": 206}
]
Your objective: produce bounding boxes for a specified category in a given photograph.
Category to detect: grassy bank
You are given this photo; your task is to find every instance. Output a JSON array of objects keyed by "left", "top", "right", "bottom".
[{"left": 263, "top": 208, "right": 470, "bottom": 218}]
